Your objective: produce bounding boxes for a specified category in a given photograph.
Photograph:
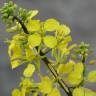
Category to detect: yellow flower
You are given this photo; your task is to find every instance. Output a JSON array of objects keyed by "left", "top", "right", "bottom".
[{"left": 57, "top": 25, "right": 71, "bottom": 36}]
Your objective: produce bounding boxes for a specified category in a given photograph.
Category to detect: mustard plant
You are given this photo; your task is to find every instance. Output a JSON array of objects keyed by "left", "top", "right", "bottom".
[{"left": 0, "top": 1, "right": 96, "bottom": 96}]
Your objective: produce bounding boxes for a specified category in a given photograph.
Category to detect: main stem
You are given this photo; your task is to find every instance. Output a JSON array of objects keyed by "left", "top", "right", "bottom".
[{"left": 13, "top": 16, "right": 72, "bottom": 96}]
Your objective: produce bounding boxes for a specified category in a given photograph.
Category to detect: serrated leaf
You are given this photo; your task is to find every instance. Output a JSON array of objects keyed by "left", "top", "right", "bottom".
[
  {"left": 44, "top": 18, "right": 59, "bottom": 31},
  {"left": 43, "top": 36, "right": 57, "bottom": 48},
  {"left": 87, "top": 70, "right": 96, "bottom": 83},
  {"left": 28, "top": 33, "right": 41, "bottom": 48},
  {"left": 23, "top": 64, "right": 35, "bottom": 77}
]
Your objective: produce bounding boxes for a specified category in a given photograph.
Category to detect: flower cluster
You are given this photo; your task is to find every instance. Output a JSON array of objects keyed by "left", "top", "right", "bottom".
[{"left": 0, "top": 1, "right": 96, "bottom": 96}]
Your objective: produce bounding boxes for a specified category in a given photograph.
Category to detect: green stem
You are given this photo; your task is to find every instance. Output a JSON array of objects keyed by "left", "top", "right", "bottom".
[{"left": 77, "top": 54, "right": 86, "bottom": 87}]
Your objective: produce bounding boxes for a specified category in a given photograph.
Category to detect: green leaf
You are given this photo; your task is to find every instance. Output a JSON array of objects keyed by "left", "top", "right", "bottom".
[
  {"left": 23, "top": 64, "right": 35, "bottom": 77},
  {"left": 43, "top": 36, "right": 57, "bottom": 48},
  {"left": 6, "top": 26, "right": 17, "bottom": 32},
  {"left": 44, "top": 18, "right": 59, "bottom": 31},
  {"left": 87, "top": 70, "right": 96, "bottom": 83},
  {"left": 28, "top": 33, "right": 41, "bottom": 48}
]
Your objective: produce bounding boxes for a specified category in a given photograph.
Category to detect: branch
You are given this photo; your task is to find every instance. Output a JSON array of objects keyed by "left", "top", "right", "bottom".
[
  {"left": 13, "top": 16, "right": 29, "bottom": 34},
  {"left": 13, "top": 16, "right": 72, "bottom": 96}
]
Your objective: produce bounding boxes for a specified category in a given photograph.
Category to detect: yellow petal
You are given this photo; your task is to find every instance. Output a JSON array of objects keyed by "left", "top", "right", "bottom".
[
  {"left": 57, "top": 60, "right": 75, "bottom": 74},
  {"left": 87, "top": 70, "right": 96, "bottom": 83},
  {"left": 68, "top": 72, "right": 83, "bottom": 85},
  {"left": 28, "top": 33, "right": 41, "bottom": 48},
  {"left": 8, "top": 40, "right": 22, "bottom": 59},
  {"left": 67, "top": 63, "right": 84, "bottom": 85},
  {"left": 73, "top": 87, "right": 96, "bottom": 96},
  {"left": 26, "top": 20, "right": 40, "bottom": 32},
  {"left": 74, "top": 63, "right": 84, "bottom": 73},
  {"left": 57, "top": 25, "right": 71, "bottom": 36},
  {"left": 12, "top": 89, "right": 21, "bottom": 96},
  {"left": 23, "top": 64, "right": 35, "bottom": 77},
  {"left": 43, "top": 36, "right": 57, "bottom": 48},
  {"left": 25, "top": 47, "right": 36, "bottom": 61},
  {"left": 48, "top": 88, "right": 61, "bottom": 96},
  {"left": 44, "top": 18, "right": 59, "bottom": 31}
]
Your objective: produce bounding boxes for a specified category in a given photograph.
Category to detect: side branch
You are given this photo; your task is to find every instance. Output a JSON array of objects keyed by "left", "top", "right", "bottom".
[{"left": 13, "top": 16, "right": 72, "bottom": 96}]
